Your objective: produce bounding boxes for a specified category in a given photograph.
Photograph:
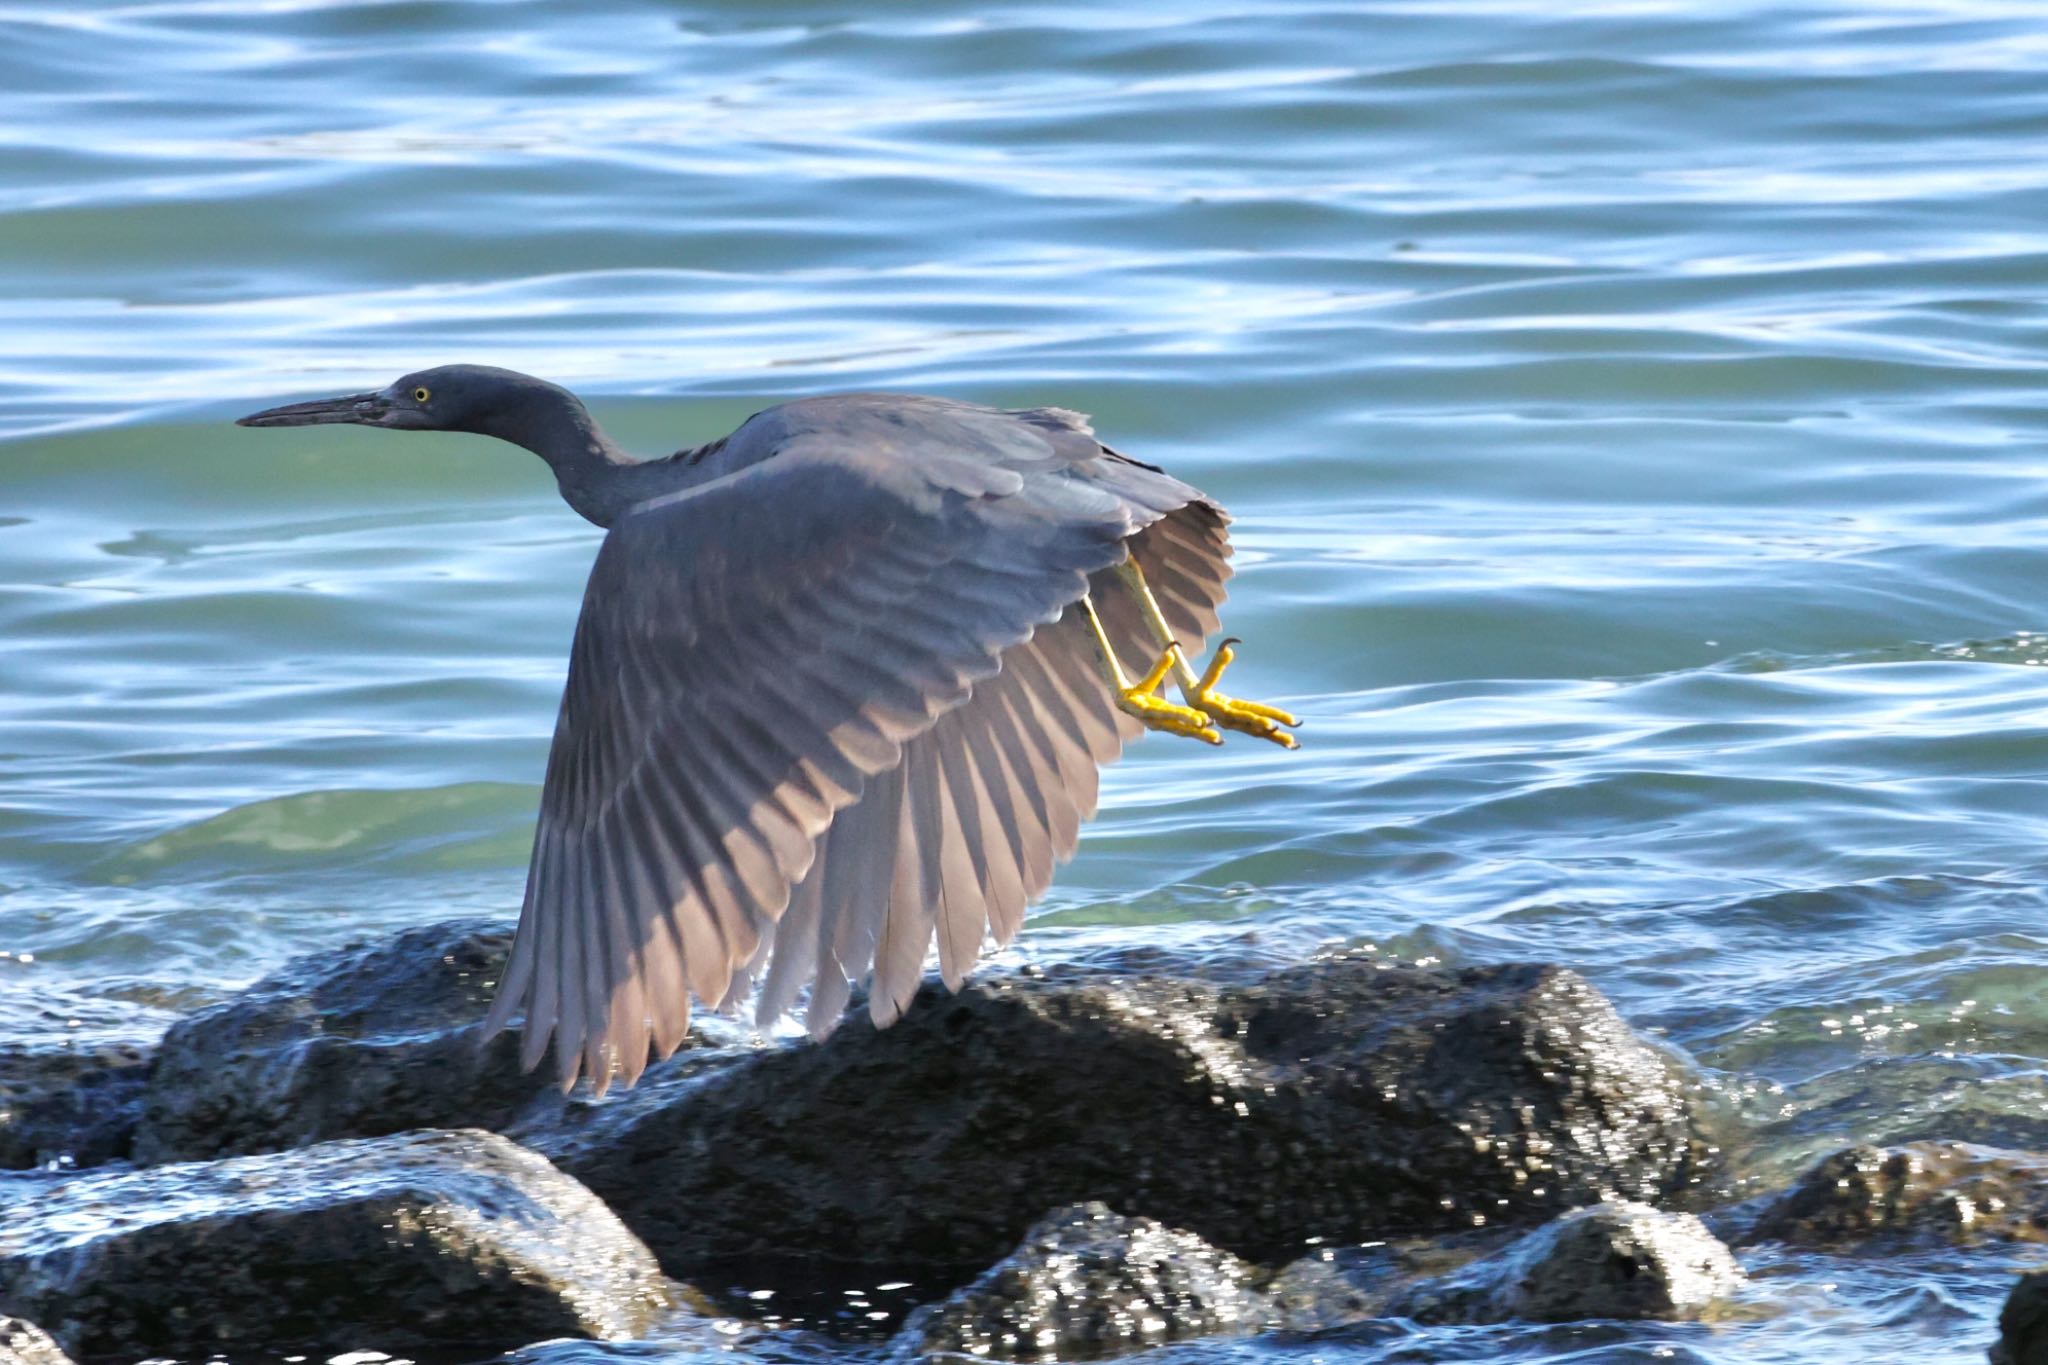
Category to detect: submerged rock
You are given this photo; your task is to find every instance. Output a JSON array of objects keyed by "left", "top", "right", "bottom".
[
  {"left": 1263, "top": 1252, "right": 1396, "bottom": 1335},
  {"left": 0, "top": 1319, "right": 72, "bottom": 1365},
  {"left": 1266, "top": 1235, "right": 1504, "bottom": 1333},
  {"left": 1994, "top": 1270, "right": 2048, "bottom": 1365},
  {"left": 1747, "top": 1142, "right": 2048, "bottom": 1248},
  {"left": 0, "top": 1128, "right": 672, "bottom": 1359},
  {"left": 0, "top": 1042, "right": 150, "bottom": 1170},
  {"left": 133, "top": 919, "right": 555, "bottom": 1163},
  {"left": 537, "top": 955, "right": 1715, "bottom": 1284},
  {"left": 1391, "top": 1202, "right": 1743, "bottom": 1324},
  {"left": 898, "top": 1202, "right": 1272, "bottom": 1360}
]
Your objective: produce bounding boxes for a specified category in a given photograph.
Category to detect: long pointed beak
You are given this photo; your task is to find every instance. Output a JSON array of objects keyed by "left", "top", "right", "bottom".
[{"left": 236, "top": 392, "right": 391, "bottom": 428}]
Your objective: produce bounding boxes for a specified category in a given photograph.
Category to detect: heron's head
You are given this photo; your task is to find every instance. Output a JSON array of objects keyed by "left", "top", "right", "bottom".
[{"left": 236, "top": 364, "right": 579, "bottom": 438}]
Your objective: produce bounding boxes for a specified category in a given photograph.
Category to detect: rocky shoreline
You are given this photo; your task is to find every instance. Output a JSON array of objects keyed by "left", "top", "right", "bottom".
[{"left": 1, "top": 920, "right": 2042, "bottom": 1364}]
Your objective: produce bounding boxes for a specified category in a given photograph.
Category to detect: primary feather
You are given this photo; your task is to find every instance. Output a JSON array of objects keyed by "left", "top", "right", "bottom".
[{"left": 480, "top": 395, "right": 1233, "bottom": 1092}]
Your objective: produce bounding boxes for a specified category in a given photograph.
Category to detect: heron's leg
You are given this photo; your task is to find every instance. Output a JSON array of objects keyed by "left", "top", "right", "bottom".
[
  {"left": 1080, "top": 593, "right": 1221, "bottom": 744},
  {"left": 1114, "top": 558, "right": 1301, "bottom": 749}
]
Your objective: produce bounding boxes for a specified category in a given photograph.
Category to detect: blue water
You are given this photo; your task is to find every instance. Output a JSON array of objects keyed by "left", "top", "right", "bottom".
[{"left": 3, "top": 1, "right": 2047, "bottom": 1360}]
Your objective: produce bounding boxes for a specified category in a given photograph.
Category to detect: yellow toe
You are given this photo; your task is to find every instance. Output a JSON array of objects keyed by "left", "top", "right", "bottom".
[
  {"left": 1121, "top": 688, "right": 1224, "bottom": 744},
  {"left": 1115, "top": 641, "right": 1224, "bottom": 744},
  {"left": 1187, "top": 638, "right": 1301, "bottom": 749}
]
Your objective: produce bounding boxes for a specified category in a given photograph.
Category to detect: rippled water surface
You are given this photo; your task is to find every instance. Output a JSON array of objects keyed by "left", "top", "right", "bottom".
[{"left": 5, "top": 1, "right": 2048, "bottom": 1360}]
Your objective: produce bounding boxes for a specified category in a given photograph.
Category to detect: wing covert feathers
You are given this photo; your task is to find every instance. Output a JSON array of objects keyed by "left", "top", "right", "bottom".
[{"left": 482, "top": 402, "right": 1233, "bottom": 1092}]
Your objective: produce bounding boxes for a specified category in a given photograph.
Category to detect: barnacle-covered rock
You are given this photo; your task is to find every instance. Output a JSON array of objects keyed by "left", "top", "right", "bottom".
[
  {"left": 898, "top": 1202, "right": 1271, "bottom": 1360},
  {"left": 0, "top": 1128, "right": 672, "bottom": 1359},
  {"left": 1747, "top": 1142, "right": 2048, "bottom": 1248},
  {"left": 1390, "top": 1202, "right": 1743, "bottom": 1324}
]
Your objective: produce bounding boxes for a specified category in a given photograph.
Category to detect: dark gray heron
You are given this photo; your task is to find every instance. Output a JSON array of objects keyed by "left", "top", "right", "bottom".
[{"left": 239, "top": 366, "right": 1299, "bottom": 1093}]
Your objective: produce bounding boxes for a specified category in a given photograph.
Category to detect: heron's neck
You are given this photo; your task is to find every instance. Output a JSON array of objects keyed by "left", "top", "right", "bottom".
[{"left": 484, "top": 394, "right": 675, "bottom": 528}]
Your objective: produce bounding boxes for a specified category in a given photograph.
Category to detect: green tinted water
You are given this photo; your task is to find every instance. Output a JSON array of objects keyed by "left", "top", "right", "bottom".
[{"left": 3, "top": 2, "right": 2047, "bottom": 1359}]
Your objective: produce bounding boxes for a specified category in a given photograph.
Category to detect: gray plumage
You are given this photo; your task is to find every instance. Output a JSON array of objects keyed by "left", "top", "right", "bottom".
[{"left": 239, "top": 366, "right": 1232, "bottom": 1092}]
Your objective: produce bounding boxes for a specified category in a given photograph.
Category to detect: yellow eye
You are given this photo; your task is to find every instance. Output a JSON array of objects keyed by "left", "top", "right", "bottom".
[{"left": 412, "top": 387, "right": 431, "bottom": 404}]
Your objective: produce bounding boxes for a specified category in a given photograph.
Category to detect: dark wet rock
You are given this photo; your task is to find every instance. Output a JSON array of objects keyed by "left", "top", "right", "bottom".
[
  {"left": 133, "top": 919, "right": 559, "bottom": 1163},
  {"left": 0, "top": 1319, "right": 73, "bottom": 1365},
  {"left": 1994, "top": 1269, "right": 2048, "bottom": 1365},
  {"left": 1747, "top": 1141, "right": 2048, "bottom": 1248},
  {"left": 0, "top": 1128, "right": 672, "bottom": 1359},
  {"left": 0, "top": 1042, "right": 150, "bottom": 1170},
  {"left": 897, "top": 1202, "right": 1272, "bottom": 1360},
  {"left": 1390, "top": 1202, "right": 1743, "bottom": 1324},
  {"left": 536, "top": 955, "right": 1715, "bottom": 1286}
]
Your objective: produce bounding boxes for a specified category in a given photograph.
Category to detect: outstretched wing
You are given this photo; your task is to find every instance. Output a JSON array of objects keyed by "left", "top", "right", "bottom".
[
  {"left": 751, "top": 496, "right": 1234, "bottom": 1036},
  {"left": 482, "top": 399, "right": 1216, "bottom": 1091}
]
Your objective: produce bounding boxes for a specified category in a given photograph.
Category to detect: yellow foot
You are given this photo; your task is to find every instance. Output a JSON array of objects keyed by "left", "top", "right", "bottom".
[
  {"left": 1188, "top": 639, "right": 1301, "bottom": 749},
  {"left": 1117, "top": 643, "right": 1223, "bottom": 744}
]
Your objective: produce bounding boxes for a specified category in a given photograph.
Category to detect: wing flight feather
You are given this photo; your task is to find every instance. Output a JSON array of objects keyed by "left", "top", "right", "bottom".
[{"left": 481, "top": 401, "right": 1234, "bottom": 1090}]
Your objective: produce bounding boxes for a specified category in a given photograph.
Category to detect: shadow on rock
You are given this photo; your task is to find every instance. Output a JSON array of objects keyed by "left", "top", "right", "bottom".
[{"left": 532, "top": 954, "right": 1720, "bottom": 1290}]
